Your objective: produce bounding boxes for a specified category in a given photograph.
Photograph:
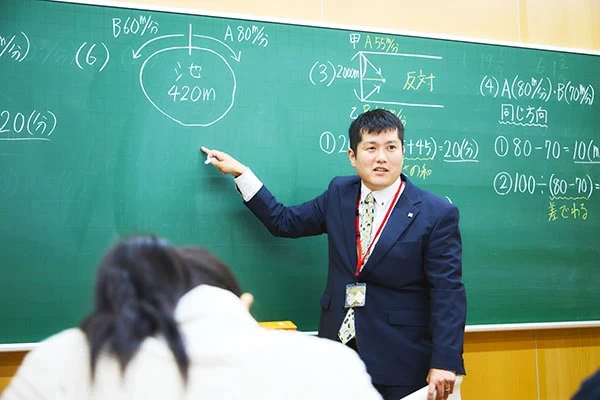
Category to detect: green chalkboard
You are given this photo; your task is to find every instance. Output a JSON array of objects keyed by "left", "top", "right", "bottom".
[{"left": 1, "top": 0, "right": 599, "bottom": 344}]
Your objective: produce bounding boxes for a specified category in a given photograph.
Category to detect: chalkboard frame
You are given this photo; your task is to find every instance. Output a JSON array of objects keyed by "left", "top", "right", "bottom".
[{"left": 51, "top": 0, "right": 600, "bottom": 331}]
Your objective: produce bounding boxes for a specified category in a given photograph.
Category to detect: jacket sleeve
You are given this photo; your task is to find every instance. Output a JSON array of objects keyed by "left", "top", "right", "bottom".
[
  {"left": 424, "top": 204, "right": 467, "bottom": 374},
  {"left": 244, "top": 184, "right": 329, "bottom": 238}
]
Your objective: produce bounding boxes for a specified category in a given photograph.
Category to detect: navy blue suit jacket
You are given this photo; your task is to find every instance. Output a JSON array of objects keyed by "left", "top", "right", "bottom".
[{"left": 245, "top": 174, "right": 466, "bottom": 385}]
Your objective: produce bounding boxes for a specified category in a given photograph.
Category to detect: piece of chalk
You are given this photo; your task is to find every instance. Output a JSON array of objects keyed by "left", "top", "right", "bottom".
[{"left": 204, "top": 158, "right": 212, "bottom": 165}]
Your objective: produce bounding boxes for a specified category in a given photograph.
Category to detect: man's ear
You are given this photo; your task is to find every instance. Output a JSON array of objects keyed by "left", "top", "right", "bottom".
[
  {"left": 240, "top": 292, "right": 254, "bottom": 311},
  {"left": 348, "top": 148, "right": 356, "bottom": 167}
]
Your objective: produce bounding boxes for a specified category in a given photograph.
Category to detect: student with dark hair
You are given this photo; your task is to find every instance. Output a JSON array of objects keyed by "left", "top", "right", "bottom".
[
  {"left": 2, "top": 235, "right": 381, "bottom": 400},
  {"left": 203, "top": 108, "right": 467, "bottom": 400}
]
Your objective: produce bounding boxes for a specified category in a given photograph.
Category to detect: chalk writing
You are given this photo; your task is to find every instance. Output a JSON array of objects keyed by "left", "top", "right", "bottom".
[
  {"left": 113, "top": 15, "right": 159, "bottom": 38},
  {"left": 403, "top": 70, "right": 436, "bottom": 92},
  {"left": 573, "top": 140, "right": 600, "bottom": 164},
  {"left": 319, "top": 132, "right": 479, "bottom": 163},
  {"left": 495, "top": 136, "right": 600, "bottom": 163},
  {"left": 480, "top": 74, "right": 595, "bottom": 106},
  {"left": 75, "top": 42, "right": 110, "bottom": 72},
  {"left": 136, "top": 24, "right": 239, "bottom": 126},
  {"left": 0, "top": 32, "right": 30, "bottom": 63},
  {"left": 548, "top": 201, "right": 589, "bottom": 222},
  {"left": 224, "top": 25, "right": 269, "bottom": 47},
  {"left": 405, "top": 138, "right": 479, "bottom": 163},
  {"left": 403, "top": 163, "right": 433, "bottom": 180},
  {"left": 499, "top": 104, "right": 548, "bottom": 127},
  {"left": 0, "top": 109, "right": 57, "bottom": 141},
  {"left": 364, "top": 35, "right": 399, "bottom": 53},
  {"left": 493, "top": 171, "right": 599, "bottom": 199}
]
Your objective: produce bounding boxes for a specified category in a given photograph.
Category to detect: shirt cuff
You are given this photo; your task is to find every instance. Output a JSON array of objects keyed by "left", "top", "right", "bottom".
[{"left": 234, "top": 168, "right": 263, "bottom": 202}]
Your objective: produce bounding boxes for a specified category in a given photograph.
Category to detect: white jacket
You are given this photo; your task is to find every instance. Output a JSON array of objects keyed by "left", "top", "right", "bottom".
[{"left": 2, "top": 285, "right": 382, "bottom": 400}]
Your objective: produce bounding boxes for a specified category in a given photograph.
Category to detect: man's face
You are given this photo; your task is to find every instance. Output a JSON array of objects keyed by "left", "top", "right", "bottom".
[{"left": 348, "top": 128, "right": 404, "bottom": 191}]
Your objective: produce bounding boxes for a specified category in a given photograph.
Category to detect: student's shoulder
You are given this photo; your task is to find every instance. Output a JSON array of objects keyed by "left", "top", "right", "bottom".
[
  {"left": 23, "top": 328, "right": 88, "bottom": 367},
  {"left": 6, "top": 328, "right": 89, "bottom": 397},
  {"left": 39, "top": 328, "right": 87, "bottom": 350},
  {"left": 266, "top": 330, "right": 364, "bottom": 365},
  {"left": 264, "top": 331, "right": 381, "bottom": 396}
]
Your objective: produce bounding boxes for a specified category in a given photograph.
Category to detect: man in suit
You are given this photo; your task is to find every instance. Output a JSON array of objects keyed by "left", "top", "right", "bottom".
[{"left": 202, "top": 109, "right": 466, "bottom": 400}]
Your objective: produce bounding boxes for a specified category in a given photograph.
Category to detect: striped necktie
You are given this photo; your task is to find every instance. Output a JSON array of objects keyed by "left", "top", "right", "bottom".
[
  {"left": 338, "top": 192, "right": 375, "bottom": 345},
  {"left": 359, "top": 192, "right": 375, "bottom": 259}
]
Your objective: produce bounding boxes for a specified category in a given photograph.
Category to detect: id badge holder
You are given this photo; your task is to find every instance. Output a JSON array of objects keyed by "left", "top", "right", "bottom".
[{"left": 344, "top": 283, "right": 367, "bottom": 308}]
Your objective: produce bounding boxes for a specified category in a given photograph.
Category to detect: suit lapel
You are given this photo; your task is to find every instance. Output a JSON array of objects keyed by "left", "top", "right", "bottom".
[
  {"left": 340, "top": 180, "right": 361, "bottom": 274},
  {"left": 360, "top": 177, "right": 420, "bottom": 276}
]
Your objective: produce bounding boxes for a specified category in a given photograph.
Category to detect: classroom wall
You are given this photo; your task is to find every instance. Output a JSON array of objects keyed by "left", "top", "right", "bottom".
[
  {"left": 2, "top": 0, "right": 599, "bottom": 398},
  {"left": 112, "top": 0, "right": 600, "bottom": 51}
]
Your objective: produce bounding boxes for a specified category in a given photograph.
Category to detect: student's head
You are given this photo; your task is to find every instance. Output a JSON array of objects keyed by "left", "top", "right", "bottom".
[
  {"left": 176, "top": 246, "right": 242, "bottom": 297},
  {"left": 80, "top": 235, "right": 245, "bottom": 383},
  {"left": 177, "top": 246, "right": 254, "bottom": 309},
  {"left": 348, "top": 109, "right": 405, "bottom": 191}
]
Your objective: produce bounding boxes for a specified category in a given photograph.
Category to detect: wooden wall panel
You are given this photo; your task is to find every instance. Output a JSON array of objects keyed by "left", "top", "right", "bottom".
[
  {"left": 110, "top": 0, "right": 323, "bottom": 21},
  {"left": 537, "top": 327, "right": 600, "bottom": 399},
  {"left": 321, "top": 0, "right": 520, "bottom": 42},
  {"left": 0, "top": 352, "right": 26, "bottom": 395},
  {"left": 110, "top": 0, "right": 600, "bottom": 50},
  {"left": 461, "top": 330, "right": 538, "bottom": 400},
  {"left": 519, "top": 0, "right": 600, "bottom": 50},
  {"left": 111, "top": 0, "right": 521, "bottom": 42}
]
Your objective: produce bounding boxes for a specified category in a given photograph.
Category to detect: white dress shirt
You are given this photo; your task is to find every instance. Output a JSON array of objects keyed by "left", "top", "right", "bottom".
[{"left": 358, "top": 177, "right": 404, "bottom": 256}]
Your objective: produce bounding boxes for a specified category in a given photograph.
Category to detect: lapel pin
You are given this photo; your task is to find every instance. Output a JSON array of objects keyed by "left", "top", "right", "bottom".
[{"left": 408, "top": 212, "right": 413, "bottom": 218}]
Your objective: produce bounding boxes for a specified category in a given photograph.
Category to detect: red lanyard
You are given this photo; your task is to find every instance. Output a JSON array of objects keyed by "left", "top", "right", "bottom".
[{"left": 354, "top": 181, "right": 404, "bottom": 277}]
